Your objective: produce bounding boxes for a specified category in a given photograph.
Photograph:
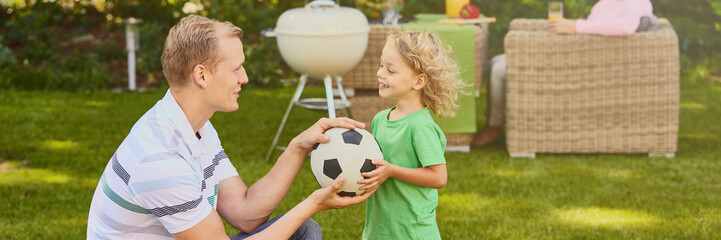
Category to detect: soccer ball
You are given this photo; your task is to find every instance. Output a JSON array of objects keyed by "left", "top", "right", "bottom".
[{"left": 310, "top": 127, "right": 383, "bottom": 196}]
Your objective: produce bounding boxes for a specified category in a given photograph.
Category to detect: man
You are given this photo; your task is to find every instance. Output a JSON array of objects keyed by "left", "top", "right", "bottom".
[{"left": 87, "top": 15, "right": 374, "bottom": 239}]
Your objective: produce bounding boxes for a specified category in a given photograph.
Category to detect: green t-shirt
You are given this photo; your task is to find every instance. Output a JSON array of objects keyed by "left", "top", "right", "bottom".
[{"left": 363, "top": 107, "right": 446, "bottom": 240}]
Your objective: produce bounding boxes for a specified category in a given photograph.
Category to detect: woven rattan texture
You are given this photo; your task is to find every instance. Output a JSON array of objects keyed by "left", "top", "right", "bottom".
[
  {"left": 342, "top": 25, "right": 403, "bottom": 89},
  {"left": 509, "top": 19, "right": 548, "bottom": 31},
  {"left": 504, "top": 19, "right": 679, "bottom": 154},
  {"left": 474, "top": 23, "right": 489, "bottom": 90}
]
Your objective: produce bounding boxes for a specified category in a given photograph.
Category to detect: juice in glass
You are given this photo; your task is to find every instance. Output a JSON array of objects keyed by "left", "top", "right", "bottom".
[{"left": 548, "top": 2, "right": 563, "bottom": 20}]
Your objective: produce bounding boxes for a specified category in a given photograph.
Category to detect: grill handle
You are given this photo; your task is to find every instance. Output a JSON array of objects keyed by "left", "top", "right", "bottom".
[
  {"left": 305, "top": 0, "right": 340, "bottom": 10},
  {"left": 261, "top": 28, "right": 276, "bottom": 37}
]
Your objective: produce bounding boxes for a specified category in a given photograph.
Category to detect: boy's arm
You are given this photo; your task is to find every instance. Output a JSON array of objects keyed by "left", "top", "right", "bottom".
[
  {"left": 217, "top": 117, "right": 365, "bottom": 233},
  {"left": 361, "top": 122, "right": 447, "bottom": 190},
  {"left": 360, "top": 160, "right": 447, "bottom": 190},
  {"left": 389, "top": 163, "right": 447, "bottom": 189}
]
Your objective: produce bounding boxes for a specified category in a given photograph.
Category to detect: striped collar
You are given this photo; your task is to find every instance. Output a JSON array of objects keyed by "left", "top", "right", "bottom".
[{"left": 159, "top": 89, "right": 207, "bottom": 158}]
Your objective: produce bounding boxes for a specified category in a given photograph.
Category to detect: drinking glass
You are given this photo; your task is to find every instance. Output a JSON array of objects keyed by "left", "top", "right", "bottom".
[
  {"left": 382, "top": 0, "right": 402, "bottom": 25},
  {"left": 548, "top": 1, "right": 563, "bottom": 20}
]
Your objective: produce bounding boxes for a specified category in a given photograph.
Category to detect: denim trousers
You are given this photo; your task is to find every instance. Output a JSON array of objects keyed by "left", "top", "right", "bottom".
[{"left": 230, "top": 214, "right": 322, "bottom": 240}]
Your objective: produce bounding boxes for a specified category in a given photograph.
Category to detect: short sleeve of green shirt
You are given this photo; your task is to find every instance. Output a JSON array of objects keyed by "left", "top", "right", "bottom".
[{"left": 413, "top": 124, "right": 447, "bottom": 167}]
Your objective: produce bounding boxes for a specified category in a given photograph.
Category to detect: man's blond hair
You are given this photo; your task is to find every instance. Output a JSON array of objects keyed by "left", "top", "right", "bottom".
[{"left": 161, "top": 15, "right": 243, "bottom": 87}]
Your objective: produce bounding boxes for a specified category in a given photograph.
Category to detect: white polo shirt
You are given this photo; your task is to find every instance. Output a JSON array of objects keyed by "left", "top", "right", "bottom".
[{"left": 87, "top": 90, "right": 238, "bottom": 239}]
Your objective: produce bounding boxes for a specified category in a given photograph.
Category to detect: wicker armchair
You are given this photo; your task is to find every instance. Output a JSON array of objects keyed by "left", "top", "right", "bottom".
[{"left": 503, "top": 18, "right": 679, "bottom": 158}]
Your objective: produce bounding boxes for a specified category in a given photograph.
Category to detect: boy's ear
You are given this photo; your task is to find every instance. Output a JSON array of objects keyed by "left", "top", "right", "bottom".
[
  {"left": 192, "top": 64, "right": 208, "bottom": 88},
  {"left": 413, "top": 73, "right": 427, "bottom": 90}
]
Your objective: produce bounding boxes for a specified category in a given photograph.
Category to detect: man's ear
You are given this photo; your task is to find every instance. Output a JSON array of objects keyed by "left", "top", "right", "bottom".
[
  {"left": 413, "top": 73, "right": 427, "bottom": 90},
  {"left": 192, "top": 64, "right": 208, "bottom": 88}
]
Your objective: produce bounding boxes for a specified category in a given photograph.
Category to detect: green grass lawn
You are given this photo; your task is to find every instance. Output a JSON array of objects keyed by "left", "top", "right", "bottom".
[{"left": 1, "top": 73, "right": 720, "bottom": 239}]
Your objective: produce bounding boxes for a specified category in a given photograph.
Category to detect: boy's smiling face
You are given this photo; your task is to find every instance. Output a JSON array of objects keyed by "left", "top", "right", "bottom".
[{"left": 377, "top": 43, "right": 422, "bottom": 101}]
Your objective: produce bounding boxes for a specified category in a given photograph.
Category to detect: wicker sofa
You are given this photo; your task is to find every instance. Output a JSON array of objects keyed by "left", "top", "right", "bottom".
[{"left": 503, "top": 18, "right": 679, "bottom": 158}]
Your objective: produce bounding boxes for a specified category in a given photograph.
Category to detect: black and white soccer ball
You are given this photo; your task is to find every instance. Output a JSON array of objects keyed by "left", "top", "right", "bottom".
[{"left": 310, "top": 127, "right": 383, "bottom": 196}]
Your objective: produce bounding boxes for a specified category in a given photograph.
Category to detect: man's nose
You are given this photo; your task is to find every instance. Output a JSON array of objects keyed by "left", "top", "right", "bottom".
[{"left": 239, "top": 73, "right": 249, "bottom": 85}]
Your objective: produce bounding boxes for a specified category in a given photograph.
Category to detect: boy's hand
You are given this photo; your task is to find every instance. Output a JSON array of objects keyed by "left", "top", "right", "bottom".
[
  {"left": 309, "top": 177, "right": 375, "bottom": 212},
  {"left": 290, "top": 117, "right": 366, "bottom": 151},
  {"left": 358, "top": 159, "right": 394, "bottom": 192}
]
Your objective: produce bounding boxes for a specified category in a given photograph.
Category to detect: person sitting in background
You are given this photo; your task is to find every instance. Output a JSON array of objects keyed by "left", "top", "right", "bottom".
[
  {"left": 473, "top": 0, "right": 657, "bottom": 146},
  {"left": 549, "top": 0, "right": 656, "bottom": 35}
]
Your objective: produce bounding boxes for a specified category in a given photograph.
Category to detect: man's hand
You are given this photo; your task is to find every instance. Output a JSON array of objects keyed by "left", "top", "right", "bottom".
[
  {"left": 358, "top": 159, "right": 394, "bottom": 193},
  {"left": 290, "top": 117, "right": 366, "bottom": 151},
  {"left": 236, "top": 177, "right": 375, "bottom": 240},
  {"left": 308, "top": 177, "right": 375, "bottom": 212},
  {"left": 549, "top": 19, "right": 576, "bottom": 34}
]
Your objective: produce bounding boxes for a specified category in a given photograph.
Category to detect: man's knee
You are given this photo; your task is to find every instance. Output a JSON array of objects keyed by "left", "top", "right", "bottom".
[
  {"left": 292, "top": 218, "right": 322, "bottom": 240},
  {"left": 300, "top": 218, "right": 321, "bottom": 234}
]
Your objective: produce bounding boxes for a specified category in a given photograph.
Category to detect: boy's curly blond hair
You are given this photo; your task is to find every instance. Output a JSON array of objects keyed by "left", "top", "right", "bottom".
[{"left": 387, "top": 30, "right": 465, "bottom": 117}]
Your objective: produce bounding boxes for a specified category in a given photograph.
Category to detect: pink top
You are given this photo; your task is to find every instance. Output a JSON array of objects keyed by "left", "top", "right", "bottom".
[{"left": 575, "top": 0, "right": 653, "bottom": 36}]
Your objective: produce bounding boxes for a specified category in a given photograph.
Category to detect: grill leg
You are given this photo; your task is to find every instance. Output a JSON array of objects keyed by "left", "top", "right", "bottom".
[
  {"left": 265, "top": 74, "right": 308, "bottom": 162},
  {"left": 335, "top": 76, "right": 353, "bottom": 119},
  {"left": 323, "top": 75, "right": 336, "bottom": 119}
]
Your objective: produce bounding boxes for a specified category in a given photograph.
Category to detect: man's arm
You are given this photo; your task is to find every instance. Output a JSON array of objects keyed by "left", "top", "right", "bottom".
[
  {"left": 173, "top": 177, "right": 373, "bottom": 240},
  {"left": 172, "top": 209, "right": 230, "bottom": 240},
  {"left": 215, "top": 144, "right": 307, "bottom": 233},
  {"left": 241, "top": 177, "right": 375, "bottom": 240},
  {"left": 217, "top": 118, "right": 366, "bottom": 233}
]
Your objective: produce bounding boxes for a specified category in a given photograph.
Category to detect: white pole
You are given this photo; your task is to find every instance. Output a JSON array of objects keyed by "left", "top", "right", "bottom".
[
  {"left": 323, "top": 75, "right": 336, "bottom": 119},
  {"left": 126, "top": 21, "right": 137, "bottom": 91}
]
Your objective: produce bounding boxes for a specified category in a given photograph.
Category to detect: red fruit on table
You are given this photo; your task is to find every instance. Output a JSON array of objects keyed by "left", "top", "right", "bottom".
[{"left": 459, "top": 4, "right": 480, "bottom": 19}]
